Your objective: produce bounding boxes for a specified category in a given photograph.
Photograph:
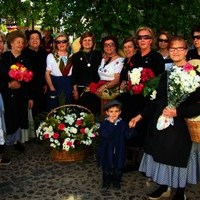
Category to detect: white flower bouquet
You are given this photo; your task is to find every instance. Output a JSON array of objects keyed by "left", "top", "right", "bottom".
[
  {"left": 36, "top": 105, "right": 99, "bottom": 152},
  {"left": 157, "top": 64, "right": 200, "bottom": 130}
]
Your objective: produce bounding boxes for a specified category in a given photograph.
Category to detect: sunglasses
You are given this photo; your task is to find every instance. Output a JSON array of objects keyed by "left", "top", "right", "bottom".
[
  {"left": 158, "top": 39, "right": 169, "bottom": 43},
  {"left": 55, "top": 40, "right": 68, "bottom": 44},
  {"left": 137, "top": 35, "right": 152, "bottom": 40},
  {"left": 192, "top": 35, "right": 200, "bottom": 40}
]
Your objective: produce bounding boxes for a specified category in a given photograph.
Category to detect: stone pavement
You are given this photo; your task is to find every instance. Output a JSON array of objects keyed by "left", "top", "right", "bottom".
[{"left": 0, "top": 141, "right": 200, "bottom": 200}]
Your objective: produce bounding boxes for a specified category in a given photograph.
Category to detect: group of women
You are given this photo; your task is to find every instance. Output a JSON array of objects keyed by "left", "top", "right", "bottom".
[{"left": 0, "top": 25, "right": 200, "bottom": 200}]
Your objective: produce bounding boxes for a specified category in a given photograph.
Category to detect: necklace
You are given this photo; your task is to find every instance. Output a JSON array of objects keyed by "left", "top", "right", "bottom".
[{"left": 83, "top": 51, "right": 92, "bottom": 67}]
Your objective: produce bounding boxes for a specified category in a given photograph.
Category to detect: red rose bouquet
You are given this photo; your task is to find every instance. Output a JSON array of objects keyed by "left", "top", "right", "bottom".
[
  {"left": 127, "top": 67, "right": 160, "bottom": 98},
  {"left": 8, "top": 63, "right": 33, "bottom": 82},
  {"left": 88, "top": 80, "right": 107, "bottom": 94}
]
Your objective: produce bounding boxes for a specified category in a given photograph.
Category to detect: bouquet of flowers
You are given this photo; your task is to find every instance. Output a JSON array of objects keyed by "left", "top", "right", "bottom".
[
  {"left": 156, "top": 64, "right": 200, "bottom": 130},
  {"left": 36, "top": 105, "right": 99, "bottom": 152},
  {"left": 8, "top": 63, "right": 33, "bottom": 82},
  {"left": 127, "top": 67, "right": 161, "bottom": 99},
  {"left": 85, "top": 80, "right": 120, "bottom": 100}
]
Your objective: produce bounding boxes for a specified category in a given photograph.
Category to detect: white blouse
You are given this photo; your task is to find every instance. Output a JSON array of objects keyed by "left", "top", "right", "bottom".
[
  {"left": 98, "top": 57, "right": 124, "bottom": 81},
  {"left": 46, "top": 53, "right": 72, "bottom": 76}
]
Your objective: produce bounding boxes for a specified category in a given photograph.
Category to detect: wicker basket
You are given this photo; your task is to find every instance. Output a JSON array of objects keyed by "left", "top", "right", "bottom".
[
  {"left": 51, "top": 148, "right": 89, "bottom": 162},
  {"left": 47, "top": 104, "right": 91, "bottom": 119},
  {"left": 46, "top": 104, "right": 93, "bottom": 162},
  {"left": 96, "top": 87, "right": 120, "bottom": 100},
  {"left": 185, "top": 119, "right": 200, "bottom": 143}
]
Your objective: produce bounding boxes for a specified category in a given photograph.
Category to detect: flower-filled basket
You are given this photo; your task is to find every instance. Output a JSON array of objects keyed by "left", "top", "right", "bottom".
[
  {"left": 36, "top": 104, "right": 99, "bottom": 162},
  {"left": 186, "top": 116, "right": 200, "bottom": 143}
]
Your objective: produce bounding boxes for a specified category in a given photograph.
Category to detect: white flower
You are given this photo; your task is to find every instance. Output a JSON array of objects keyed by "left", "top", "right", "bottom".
[
  {"left": 69, "top": 127, "right": 77, "bottom": 134},
  {"left": 129, "top": 67, "right": 143, "bottom": 85},
  {"left": 150, "top": 90, "right": 157, "bottom": 100}
]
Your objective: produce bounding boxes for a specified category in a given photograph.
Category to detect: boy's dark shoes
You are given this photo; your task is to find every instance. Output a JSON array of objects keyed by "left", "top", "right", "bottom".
[
  {"left": 14, "top": 142, "right": 25, "bottom": 152},
  {"left": 0, "top": 158, "right": 12, "bottom": 166}
]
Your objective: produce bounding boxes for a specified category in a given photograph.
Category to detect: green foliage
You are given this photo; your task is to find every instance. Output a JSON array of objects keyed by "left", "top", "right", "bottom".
[
  {"left": 0, "top": 0, "right": 199, "bottom": 42},
  {"left": 143, "top": 74, "right": 161, "bottom": 97}
]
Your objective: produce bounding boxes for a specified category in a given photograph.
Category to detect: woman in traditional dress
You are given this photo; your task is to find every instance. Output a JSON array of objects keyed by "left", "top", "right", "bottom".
[
  {"left": 23, "top": 30, "right": 48, "bottom": 118},
  {"left": 130, "top": 35, "right": 200, "bottom": 200},
  {"left": 0, "top": 30, "right": 33, "bottom": 152},
  {"left": 45, "top": 32, "right": 73, "bottom": 111},
  {"left": 121, "top": 27, "right": 165, "bottom": 171},
  {"left": 72, "top": 32, "right": 102, "bottom": 114},
  {"left": 96, "top": 35, "right": 124, "bottom": 114}
]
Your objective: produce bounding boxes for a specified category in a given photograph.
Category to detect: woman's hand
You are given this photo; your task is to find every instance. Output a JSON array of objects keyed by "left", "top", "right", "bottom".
[
  {"left": 96, "top": 84, "right": 107, "bottom": 95},
  {"left": 162, "top": 107, "right": 177, "bottom": 118},
  {"left": 129, "top": 114, "right": 142, "bottom": 128},
  {"left": 8, "top": 80, "right": 21, "bottom": 89},
  {"left": 120, "top": 80, "right": 127, "bottom": 91},
  {"left": 73, "top": 90, "right": 79, "bottom": 100},
  {"left": 28, "top": 100, "right": 34, "bottom": 109}
]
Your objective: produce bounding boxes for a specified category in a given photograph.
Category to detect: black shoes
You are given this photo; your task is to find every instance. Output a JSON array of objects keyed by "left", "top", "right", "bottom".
[
  {"left": 148, "top": 185, "right": 171, "bottom": 200},
  {"left": 102, "top": 181, "right": 121, "bottom": 190}
]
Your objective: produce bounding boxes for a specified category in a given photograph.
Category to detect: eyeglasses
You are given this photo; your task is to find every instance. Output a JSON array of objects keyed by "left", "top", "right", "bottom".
[
  {"left": 104, "top": 43, "right": 115, "bottom": 47},
  {"left": 55, "top": 40, "right": 68, "bottom": 44},
  {"left": 137, "top": 35, "right": 152, "bottom": 40},
  {"left": 158, "top": 39, "right": 169, "bottom": 43},
  {"left": 169, "top": 47, "right": 186, "bottom": 52},
  {"left": 192, "top": 35, "right": 200, "bottom": 40}
]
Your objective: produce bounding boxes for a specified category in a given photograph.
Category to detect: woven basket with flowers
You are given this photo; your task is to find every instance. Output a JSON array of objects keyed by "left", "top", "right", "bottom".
[{"left": 36, "top": 104, "right": 99, "bottom": 162}]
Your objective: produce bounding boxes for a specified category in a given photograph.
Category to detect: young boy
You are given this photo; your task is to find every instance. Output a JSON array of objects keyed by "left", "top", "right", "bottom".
[{"left": 97, "top": 100, "right": 137, "bottom": 189}]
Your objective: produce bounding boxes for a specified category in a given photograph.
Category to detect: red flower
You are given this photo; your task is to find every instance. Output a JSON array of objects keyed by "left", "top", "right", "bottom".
[
  {"left": 141, "top": 68, "right": 155, "bottom": 82},
  {"left": 89, "top": 80, "right": 106, "bottom": 94},
  {"left": 183, "top": 63, "right": 194, "bottom": 72},
  {"left": 43, "top": 134, "right": 49, "bottom": 139},
  {"left": 58, "top": 123, "right": 65, "bottom": 130},
  {"left": 53, "top": 132, "right": 59, "bottom": 139},
  {"left": 76, "top": 119, "right": 82, "bottom": 126},
  {"left": 80, "top": 128, "right": 86, "bottom": 134},
  {"left": 23, "top": 70, "right": 33, "bottom": 82},
  {"left": 66, "top": 141, "right": 73, "bottom": 147},
  {"left": 131, "top": 83, "right": 145, "bottom": 94}
]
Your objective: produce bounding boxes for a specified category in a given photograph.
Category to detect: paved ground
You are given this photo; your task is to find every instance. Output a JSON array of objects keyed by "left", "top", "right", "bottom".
[{"left": 0, "top": 141, "right": 200, "bottom": 200}]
